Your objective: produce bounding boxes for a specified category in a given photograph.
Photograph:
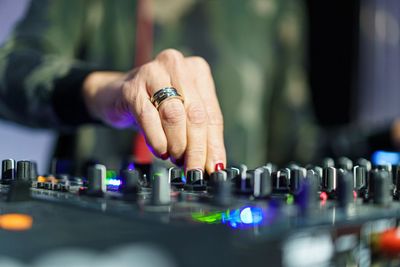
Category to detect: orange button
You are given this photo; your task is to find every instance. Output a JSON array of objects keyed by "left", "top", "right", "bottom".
[
  {"left": 37, "top": 176, "right": 47, "bottom": 183},
  {"left": 377, "top": 228, "right": 400, "bottom": 256},
  {"left": 0, "top": 214, "right": 33, "bottom": 231}
]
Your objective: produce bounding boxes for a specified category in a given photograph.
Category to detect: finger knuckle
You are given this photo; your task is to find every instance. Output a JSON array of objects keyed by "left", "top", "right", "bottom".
[
  {"left": 206, "top": 107, "right": 224, "bottom": 126},
  {"left": 187, "top": 56, "right": 211, "bottom": 73},
  {"left": 187, "top": 103, "right": 207, "bottom": 125},
  {"left": 139, "top": 61, "right": 160, "bottom": 76},
  {"left": 156, "top": 49, "right": 184, "bottom": 64},
  {"left": 159, "top": 100, "right": 186, "bottom": 125}
]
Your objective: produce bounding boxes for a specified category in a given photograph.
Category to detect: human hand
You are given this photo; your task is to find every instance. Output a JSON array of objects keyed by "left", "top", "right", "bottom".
[{"left": 83, "top": 49, "right": 226, "bottom": 174}]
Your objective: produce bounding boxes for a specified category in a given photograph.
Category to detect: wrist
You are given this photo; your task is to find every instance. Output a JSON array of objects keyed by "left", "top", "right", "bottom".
[{"left": 83, "top": 71, "right": 125, "bottom": 122}]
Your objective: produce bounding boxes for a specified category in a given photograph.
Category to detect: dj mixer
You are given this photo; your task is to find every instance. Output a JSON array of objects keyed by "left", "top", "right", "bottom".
[{"left": 1, "top": 155, "right": 400, "bottom": 266}]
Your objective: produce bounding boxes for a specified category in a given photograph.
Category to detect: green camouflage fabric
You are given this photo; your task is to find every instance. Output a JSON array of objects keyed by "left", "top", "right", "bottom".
[{"left": 0, "top": 0, "right": 318, "bottom": 171}]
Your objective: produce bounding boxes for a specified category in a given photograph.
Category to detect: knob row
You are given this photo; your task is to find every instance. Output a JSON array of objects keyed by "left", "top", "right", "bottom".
[{"left": 1, "top": 159, "right": 37, "bottom": 183}]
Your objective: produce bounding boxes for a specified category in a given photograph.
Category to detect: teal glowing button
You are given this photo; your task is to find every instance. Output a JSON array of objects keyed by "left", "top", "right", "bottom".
[{"left": 239, "top": 207, "right": 263, "bottom": 225}]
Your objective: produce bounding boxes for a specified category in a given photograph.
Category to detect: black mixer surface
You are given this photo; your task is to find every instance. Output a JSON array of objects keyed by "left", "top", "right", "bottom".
[
  {"left": 0, "top": 199, "right": 233, "bottom": 267},
  {"left": 1, "top": 156, "right": 400, "bottom": 266}
]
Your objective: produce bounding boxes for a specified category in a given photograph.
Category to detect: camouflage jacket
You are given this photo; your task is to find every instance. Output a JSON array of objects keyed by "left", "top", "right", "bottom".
[{"left": 0, "top": 0, "right": 317, "bottom": 172}]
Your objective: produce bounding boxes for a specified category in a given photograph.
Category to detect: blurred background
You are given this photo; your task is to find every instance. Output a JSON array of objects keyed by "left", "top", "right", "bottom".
[
  {"left": 0, "top": 0, "right": 55, "bottom": 174},
  {"left": 307, "top": 0, "right": 400, "bottom": 158},
  {"left": 0, "top": 0, "right": 399, "bottom": 172}
]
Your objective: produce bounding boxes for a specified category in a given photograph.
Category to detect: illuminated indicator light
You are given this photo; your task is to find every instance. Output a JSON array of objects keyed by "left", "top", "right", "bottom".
[
  {"left": 320, "top": 192, "right": 328, "bottom": 207},
  {"left": 239, "top": 209, "right": 253, "bottom": 224},
  {"left": 106, "top": 170, "right": 117, "bottom": 179},
  {"left": 230, "top": 222, "right": 238, "bottom": 228},
  {"left": 353, "top": 190, "right": 357, "bottom": 199},
  {"left": 127, "top": 162, "right": 135, "bottom": 170},
  {"left": 225, "top": 209, "right": 240, "bottom": 225},
  {"left": 191, "top": 212, "right": 223, "bottom": 224},
  {"left": 286, "top": 194, "right": 294, "bottom": 205},
  {"left": 37, "top": 176, "right": 47, "bottom": 183},
  {"left": 0, "top": 214, "right": 33, "bottom": 231},
  {"left": 376, "top": 228, "right": 400, "bottom": 255},
  {"left": 221, "top": 209, "right": 231, "bottom": 224},
  {"left": 153, "top": 173, "right": 163, "bottom": 180},
  {"left": 239, "top": 207, "right": 263, "bottom": 224},
  {"left": 107, "top": 178, "right": 121, "bottom": 186},
  {"left": 320, "top": 192, "right": 328, "bottom": 201},
  {"left": 191, "top": 206, "right": 264, "bottom": 228},
  {"left": 181, "top": 172, "right": 187, "bottom": 184},
  {"left": 372, "top": 150, "right": 400, "bottom": 165}
]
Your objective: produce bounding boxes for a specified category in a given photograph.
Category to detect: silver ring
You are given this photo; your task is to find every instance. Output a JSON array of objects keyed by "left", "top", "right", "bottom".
[{"left": 151, "top": 87, "right": 184, "bottom": 109}]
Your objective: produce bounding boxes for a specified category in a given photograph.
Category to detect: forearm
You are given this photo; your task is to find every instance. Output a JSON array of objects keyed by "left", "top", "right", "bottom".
[
  {"left": 0, "top": 0, "right": 102, "bottom": 129},
  {"left": 0, "top": 47, "right": 101, "bottom": 129}
]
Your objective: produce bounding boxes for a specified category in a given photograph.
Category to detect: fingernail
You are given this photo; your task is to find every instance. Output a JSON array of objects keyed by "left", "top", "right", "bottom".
[
  {"left": 175, "top": 157, "right": 184, "bottom": 167},
  {"left": 214, "top": 162, "right": 225, "bottom": 172},
  {"left": 160, "top": 152, "right": 169, "bottom": 160}
]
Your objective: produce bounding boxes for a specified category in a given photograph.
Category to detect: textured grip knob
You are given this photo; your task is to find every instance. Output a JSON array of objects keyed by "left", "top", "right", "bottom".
[
  {"left": 209, "top": 171, "right": 227, "bottom": 187},
  {"left": 372, "top": 170, "right": 392, "bottom": 205},
  {"left": 151, "top": 169, "right": 170, "bottom": 205},
  {"left": 336, "top": 170, "right": 354, "bottom": 208},
  {"left": 120, "top": 169, "right": 139, "bottom": 195},
  {"left": 2, "top": 159, "right": 15, "bottom": 181},
  {"left": 323, "top": 167, "right": 336, "bottom": 192},
  {"left": 353, "top": 166, "right": 366, "bottom": 190},
  {"left": 87, "top": 164, "right": 106, "bottom": 195},
  {"left": 337, "top": 157, "right": 353, "bottom": 171},
  {"left": 290, "top": 168, "right": 305, "bottom": 194},
  {"left": 184, "top": 169, "right": 206, "bottom": 191},
  {"left": 253, "top": 168, "right": 272, "bottom": 198},
  {"left": 16, "top": 160, "right": 32, "bottom": 181}
]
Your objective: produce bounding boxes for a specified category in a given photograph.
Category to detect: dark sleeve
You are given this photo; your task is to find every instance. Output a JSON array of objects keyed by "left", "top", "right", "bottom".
[{"left": 0, "top": 0, "right": 102, "bottom": 129}]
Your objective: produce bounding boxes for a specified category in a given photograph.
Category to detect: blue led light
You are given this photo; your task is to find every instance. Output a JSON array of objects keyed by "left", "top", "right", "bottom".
[
  {"left": 240, "top": 207, "right": 255, "bottom": 224},
  {"left": 127, "top": 162, "right": 135, "bottom": 170},
  {"left": 107, "top": 178, "right": 121, "bottom": 186},
  {"left": 239, "top": 207, "right": 263, "bottom": 224},
  {"left": 371, "top": 150, "right": 400, "bottom": 165},
  {"left": 192, "top": 205, "right": 265, "bottom": 229},
  {"left": 221, "top": 206, "right": 264, "bottom": 229},
  {"left": 230, "top": 221, "right": 238, "bottom": 228}
]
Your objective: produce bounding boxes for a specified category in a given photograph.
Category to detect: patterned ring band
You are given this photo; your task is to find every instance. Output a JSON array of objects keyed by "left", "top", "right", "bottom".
[{"left": 150, "top": 87, "right": 184, "bottom": 109}]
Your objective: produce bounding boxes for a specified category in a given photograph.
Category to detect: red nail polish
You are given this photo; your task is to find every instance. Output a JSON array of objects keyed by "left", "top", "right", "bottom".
[
  {"left": 215, "top": 163, "right": 225, "bottom": 172},
  {"left": 160, "top": 153, "right": 169, "bottom": 160}
]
